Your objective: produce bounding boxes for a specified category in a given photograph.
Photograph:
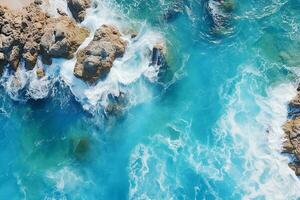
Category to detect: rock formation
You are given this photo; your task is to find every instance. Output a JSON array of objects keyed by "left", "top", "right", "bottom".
[
  {"left": 74, "top": 25, "right": 126, "bottom": 83},
  {"left": 36, "top": 68, "right": 45, "bottom": 79},
  {"left": 40, "top": 16, "right": 89, "bottom": 62},
  {"left": 282, "top": 87, "right": 300, "bottom": 176},
  {"left": 67, "top": 0, "right": 91, "bottom": 22},
  {"left": 0, "top": 2, "right": 89, "bottom": 74},
  {"left": 150, "top": 44, "right": 166, "bottom": 66},
  {"left": 0, "top": 3, "right": 48, "bottom": 70}
]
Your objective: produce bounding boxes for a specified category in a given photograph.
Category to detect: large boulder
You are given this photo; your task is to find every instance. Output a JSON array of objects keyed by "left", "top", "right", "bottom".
[
  {"left": 40, "top": 16, "right": 89, "bottom": 63},
  {"left": 74, "top": 25, "right": 126, "bottom": 83},
  {"left": 67, "top": 0, "right": 91, "bottom": 22}
]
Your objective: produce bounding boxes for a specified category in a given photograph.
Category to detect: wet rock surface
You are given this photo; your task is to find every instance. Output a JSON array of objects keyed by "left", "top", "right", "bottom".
[
  {"left": 283, "top": 87, "right": 300, "bottom": 176},
  {"left": 74, "top": 24, "right": 126, "bottom": 83},
  {"left": 40, "top": 16, "right": 89, "bottom": 62},
  {"left": 36, "top": 68, "right": 45, "bottom": 79},
  {"left": 0, "top": 3, "right": 89, "bottom": 73},
  {"left": 67, "top": 0, "right": 91, "bottom": 22}
]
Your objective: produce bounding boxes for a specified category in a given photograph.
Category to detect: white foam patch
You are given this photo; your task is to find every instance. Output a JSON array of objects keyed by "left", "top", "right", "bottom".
[
  {"left": 128, "top": 65, "right": 300, "bottom": 199},
  {"left": 128, "top": 117, "right": 227, "bottom": 199},
  {"left": 216, "top": 65, "right": 300, "bottom": 199}
]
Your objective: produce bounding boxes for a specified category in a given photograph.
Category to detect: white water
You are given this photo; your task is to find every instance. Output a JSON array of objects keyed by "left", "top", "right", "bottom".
[{"left": 128, "top": 65, "right": 300, "bottom": 199}]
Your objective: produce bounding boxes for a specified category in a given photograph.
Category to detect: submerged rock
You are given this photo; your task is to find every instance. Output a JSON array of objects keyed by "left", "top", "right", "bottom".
[
  {"left": 104, "top": 91, "right": 128, "bottom": 117},
  {"left": 206, "top": 0, "right": 235, "bottom": 35},
  {"left": 163, "top": 3, "right": 183, "bottom": 22},
  {"left": 74, "top": 137, "right": 89, "bottom": 160},
  {"left": 74, "top": 25, "right": 126, "bottom": 83},
  {"left": 67, "top": 0, "right": 91, "bottom": 22}
]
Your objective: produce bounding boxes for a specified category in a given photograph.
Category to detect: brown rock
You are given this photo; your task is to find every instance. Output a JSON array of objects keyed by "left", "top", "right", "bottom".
[
  {"left": 23, "top": 52, "right": 38, "bottom": 70},
  {"left": 74, "top": 25, "right": 126, "bottom": 83},
  {"left": 36, "top": 68, "right": 45, "bottom": 79},
  {"left": 9, "top": 46, "right": 21, "bottom": 71},
  {"left": 40, "top": 16, "right": 89, "bottom": 61},
  {"left": 67, "top": 0, "right": 91, "bottom": 22},
  {"left": 283, "top": 92, "right": 300, "bottom": 176},
  {"left": 0, "top": 3, "right": 89, "bottom": 72}
]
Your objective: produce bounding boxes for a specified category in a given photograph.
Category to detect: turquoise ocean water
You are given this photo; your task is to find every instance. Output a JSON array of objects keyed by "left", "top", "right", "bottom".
[{"left": 1, "top": 0, "right": 300, "bottom": 199}]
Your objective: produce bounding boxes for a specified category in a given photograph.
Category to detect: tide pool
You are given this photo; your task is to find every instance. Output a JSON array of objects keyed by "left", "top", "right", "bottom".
[{"left": 1, "top": 0, "right": 300, "bottom": 199}]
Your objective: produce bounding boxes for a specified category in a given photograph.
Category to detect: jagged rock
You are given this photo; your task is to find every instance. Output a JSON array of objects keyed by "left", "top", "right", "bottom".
[
  {"left": 104, "top": 92, "right": 128, "bottom": 117},
  {"left": 40, "top": 16, "right": 89, "bottom": 62},
  {"left": 0, "top": 4, "right": 89, "bottom": 71},
  {"left": 150, "top": 44, "right": 166, "bottom": 66},
  {"left": 288, "top": 163, "right": 300, "bottom": 176},
  {"left": 36, "top": 68, "right": 45, "bottom": 79},
  {"left": 34, "top": 0, "right": 43, "bottom": 6},
  {"left": 289, "top": 93, "right": 300, "bottom": 107},
  {"left": 9, "top": 46, "right": 21, "bottom": 71},
  {"left": 67, "top": 0, "right": 91, "bottom": 22},
  {"left": 283, "top": 92, "right": 300, "bottom": 176},
  {"left": 74, "top": 25, "right": 126, "bottom": 83},
  {"left": 0, "top": 4, "right": 48, "bottom": 70},
  {"left": 23, "top": 52, "right": 38, "bottom": 70}
]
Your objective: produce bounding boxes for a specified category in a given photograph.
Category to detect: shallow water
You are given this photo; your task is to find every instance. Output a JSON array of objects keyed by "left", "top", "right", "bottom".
[{"left": 1, "top": 0, "right": 300, "bottom": 199}]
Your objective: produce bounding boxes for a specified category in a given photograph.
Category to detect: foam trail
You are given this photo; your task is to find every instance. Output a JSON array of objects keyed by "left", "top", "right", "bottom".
[
  {"left": 128, "top": 65, "right": 300, "bottom": 199},
  {"left": 216, "top": 65, "right": 300, "bottom": 199}
]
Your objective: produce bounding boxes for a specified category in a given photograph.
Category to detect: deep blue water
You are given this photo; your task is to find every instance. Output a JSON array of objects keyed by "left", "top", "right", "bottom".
[{"left": 1, "top": 0, "right": 300, "bottom": 199}]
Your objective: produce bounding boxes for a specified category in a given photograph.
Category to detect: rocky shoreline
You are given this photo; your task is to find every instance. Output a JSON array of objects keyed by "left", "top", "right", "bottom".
[
  {"left": 282, "top": 86, "right": 300, "bottom": 176},
  {"left": 0, "top": 0, "right": 166, "bottom": 84}
]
